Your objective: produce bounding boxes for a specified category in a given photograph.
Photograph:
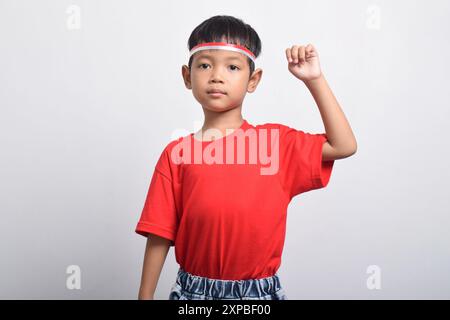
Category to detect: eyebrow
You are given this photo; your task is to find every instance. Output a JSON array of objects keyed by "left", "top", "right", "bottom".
[{"left": 195, "top": 54, "right": 244, "bottom": 62}]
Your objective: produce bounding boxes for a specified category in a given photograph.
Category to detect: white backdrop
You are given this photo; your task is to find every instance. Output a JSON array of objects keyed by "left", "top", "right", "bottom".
[{"left": 1, "top": 0, "right": 449, "bottom": 299}]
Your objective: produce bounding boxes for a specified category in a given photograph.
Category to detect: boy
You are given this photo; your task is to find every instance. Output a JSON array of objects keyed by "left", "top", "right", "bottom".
[{"left": 135, "top": 15, "right": 357, "bottom": 300}]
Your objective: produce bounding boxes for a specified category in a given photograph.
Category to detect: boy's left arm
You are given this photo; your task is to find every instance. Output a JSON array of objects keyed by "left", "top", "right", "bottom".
[{"left": 286, "top": 44, "right": 357, "bottom": 161}]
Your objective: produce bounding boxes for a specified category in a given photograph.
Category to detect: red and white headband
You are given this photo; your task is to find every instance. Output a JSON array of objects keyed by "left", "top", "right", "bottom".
[{"left": 189, "top": 42, "right": 256, "bottom": 63}]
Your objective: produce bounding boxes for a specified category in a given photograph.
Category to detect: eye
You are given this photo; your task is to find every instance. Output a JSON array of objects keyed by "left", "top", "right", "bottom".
[
  {"left": 229, "top": 65, "right": 240, "bottom": 71},
  {"left": 199, "top": 63, "right": 209, "bottom": 69}
]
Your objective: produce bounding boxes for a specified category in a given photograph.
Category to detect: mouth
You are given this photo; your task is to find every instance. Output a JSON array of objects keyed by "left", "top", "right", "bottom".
[
  {"left": 207, "top": 89, "right": 227, "bottom": 97},
  {"left": 207, "top": 92, "right": 226, "bottom": 97}
]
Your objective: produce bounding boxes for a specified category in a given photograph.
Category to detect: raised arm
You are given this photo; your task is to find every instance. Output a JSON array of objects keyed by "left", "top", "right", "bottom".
[
  {"left": 305, "top": 74, "right": 357, "bottom": 161},
  {"left": 286, "top": 44, "right": 357, "bottom": 161},
  {"left": 138, "top": 234, "right": 171, "bottom": 300}
]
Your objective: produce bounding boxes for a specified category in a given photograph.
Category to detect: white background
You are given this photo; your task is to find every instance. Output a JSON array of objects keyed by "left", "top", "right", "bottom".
[{"left": 1, "top": 0, "right": 449, "bottom": 299}]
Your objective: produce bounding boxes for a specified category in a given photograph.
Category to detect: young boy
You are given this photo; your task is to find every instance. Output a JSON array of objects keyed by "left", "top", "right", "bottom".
[{"left": 135, "top": 15, "right": 357, "bottom": 300}]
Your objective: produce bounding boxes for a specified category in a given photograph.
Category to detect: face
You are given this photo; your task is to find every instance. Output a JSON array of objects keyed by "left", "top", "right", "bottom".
[{"left": 182, "top": 47, "right": 262, "bottom": 112}]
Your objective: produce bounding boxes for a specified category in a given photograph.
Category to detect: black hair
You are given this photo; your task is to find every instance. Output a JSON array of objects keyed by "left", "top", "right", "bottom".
[{"left": 187, "top": 15, "right": 262, "bottom": 78}]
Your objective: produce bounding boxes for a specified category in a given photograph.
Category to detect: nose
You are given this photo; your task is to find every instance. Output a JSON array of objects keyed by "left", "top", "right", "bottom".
[{"left": 209, "top": 67, "right": 224, "bottom": 83}]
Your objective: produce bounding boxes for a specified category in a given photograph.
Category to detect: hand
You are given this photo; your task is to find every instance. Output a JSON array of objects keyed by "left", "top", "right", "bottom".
[{"left": 286, "top": 44, "right": 322, "bottom": 82}]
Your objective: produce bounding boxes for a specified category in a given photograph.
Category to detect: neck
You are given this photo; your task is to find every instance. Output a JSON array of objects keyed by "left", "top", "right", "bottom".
[{"left": 199, "top": 106, "right": 244, "bottom": 136}]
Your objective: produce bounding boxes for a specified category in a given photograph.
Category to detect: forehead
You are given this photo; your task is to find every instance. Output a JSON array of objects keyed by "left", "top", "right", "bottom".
[{"left": 194, "top": 49, "right": 246, "bottom": 62}]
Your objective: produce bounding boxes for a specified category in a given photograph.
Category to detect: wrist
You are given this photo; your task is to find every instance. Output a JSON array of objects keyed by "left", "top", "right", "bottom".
[
  {"left": 303, "top": 73, "right": 325, "bottom": 87},
  {"left": 138, "top": 287, "right": 155, "bottom": 300},
  {"left": 138, "top": 293, "right": 154, "bottom": 300}
]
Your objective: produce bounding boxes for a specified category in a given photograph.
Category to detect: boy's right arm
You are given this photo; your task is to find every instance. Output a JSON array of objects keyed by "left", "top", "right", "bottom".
[{"left": 138, "top": 234, "right": 171, "bottom": 300}]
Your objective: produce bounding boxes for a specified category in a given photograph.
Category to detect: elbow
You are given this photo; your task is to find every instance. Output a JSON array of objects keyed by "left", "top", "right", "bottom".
[
  {"left": 343, "top": 140, "right": 357, "bottom": 158},
  {"left": 335, "top": 141, "right": 357, "bottom": 159}
]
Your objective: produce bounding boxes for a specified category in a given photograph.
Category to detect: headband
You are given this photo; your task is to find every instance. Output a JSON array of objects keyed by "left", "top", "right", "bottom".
[{"left": 189, "top": 42, "right": 256, "bottom": 63}]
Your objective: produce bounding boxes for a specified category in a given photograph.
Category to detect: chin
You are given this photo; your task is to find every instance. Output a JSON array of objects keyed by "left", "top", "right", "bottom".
[{"left": 202, "top": 103, "right": 237, "bottom": 112}]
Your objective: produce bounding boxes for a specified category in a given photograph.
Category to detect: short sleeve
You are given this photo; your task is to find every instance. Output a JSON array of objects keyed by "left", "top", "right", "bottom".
[
  {"left": 135, "top": 146, "right": 179, "bottom": 246},
  {"left": 278, "top": 124, "right": 334, "bottom": 199}
]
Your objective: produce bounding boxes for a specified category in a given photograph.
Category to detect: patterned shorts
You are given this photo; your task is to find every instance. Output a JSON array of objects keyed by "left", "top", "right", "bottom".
[{"left": 169, "top": 267, "right": 288, "bottom": 300}]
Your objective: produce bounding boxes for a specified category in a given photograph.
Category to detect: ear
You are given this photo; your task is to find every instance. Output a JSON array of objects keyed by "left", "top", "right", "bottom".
[
  {"left": 181, "top": 65, "right": 192, "bottom": 90},
  {"left": 247, "top": 68, "right": 263, "bottom": 93}
]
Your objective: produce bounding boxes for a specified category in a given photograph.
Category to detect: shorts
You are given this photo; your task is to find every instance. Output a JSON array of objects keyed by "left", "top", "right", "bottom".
[{"left": 168, "top": 267, "right": 288, "bottom": 300}]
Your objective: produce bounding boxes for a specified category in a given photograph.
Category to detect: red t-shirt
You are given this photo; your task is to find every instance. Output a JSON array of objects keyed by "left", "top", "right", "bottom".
[{"left": 135, "top": 119, "right": 334, "bottom": 280}]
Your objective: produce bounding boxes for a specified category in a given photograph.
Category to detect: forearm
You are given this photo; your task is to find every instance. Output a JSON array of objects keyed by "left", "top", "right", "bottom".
[
  {"left": 138, "top": 234, "right": 171, "bottom": 300},
  {"left": 304, "top": 74, "right": 357, "bottom": 155}
]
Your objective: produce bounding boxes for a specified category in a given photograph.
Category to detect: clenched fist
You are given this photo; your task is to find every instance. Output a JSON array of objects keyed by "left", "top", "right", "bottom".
[{"left": 285, "top": 44, "right": 322, "bottom": 82}]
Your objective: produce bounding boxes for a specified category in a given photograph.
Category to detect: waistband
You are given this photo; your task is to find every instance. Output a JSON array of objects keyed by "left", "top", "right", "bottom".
[{"left": 174, "top": 267, "right": 283, "bottom": 299}]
